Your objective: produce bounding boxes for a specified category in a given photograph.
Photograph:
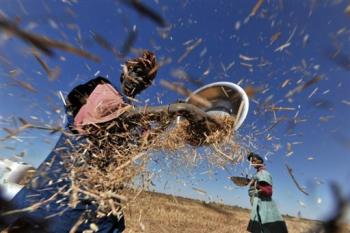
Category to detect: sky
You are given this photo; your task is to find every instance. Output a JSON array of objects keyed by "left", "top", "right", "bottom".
[{"left": 0, "top": 0, "right": 350, "bottom": 221}]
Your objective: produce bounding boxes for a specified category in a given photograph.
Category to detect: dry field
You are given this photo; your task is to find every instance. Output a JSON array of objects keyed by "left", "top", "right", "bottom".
[{"left": 124, "top": 191, "right": 349, "bottom": 233}]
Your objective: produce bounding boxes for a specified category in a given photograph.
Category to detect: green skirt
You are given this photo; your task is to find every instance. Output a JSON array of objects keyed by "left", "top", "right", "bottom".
[{"left": 247, "top": 196, "right": 288, "bottom": 233}]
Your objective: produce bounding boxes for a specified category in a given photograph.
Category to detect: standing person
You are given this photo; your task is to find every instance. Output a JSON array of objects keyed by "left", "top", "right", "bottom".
[{"left": 247, "top": 152, "right": 288, "bottom": 233}]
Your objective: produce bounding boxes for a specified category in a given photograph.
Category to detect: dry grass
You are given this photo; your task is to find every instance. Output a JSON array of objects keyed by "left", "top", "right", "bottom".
[
  {"left": 61, "top": 114, "right": 241, "bottom": 217},
  {"left": 124, "top": 191, "right": 350, "bottom": 233}
]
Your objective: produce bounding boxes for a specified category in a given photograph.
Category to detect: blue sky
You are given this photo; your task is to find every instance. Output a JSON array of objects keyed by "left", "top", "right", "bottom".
[{"left": 1, "top": 0, "right": 350, "bottom": 221}]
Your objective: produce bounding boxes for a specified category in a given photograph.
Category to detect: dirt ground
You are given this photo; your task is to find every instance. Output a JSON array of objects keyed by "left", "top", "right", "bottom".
[{"left": 123, "top": 191, "right": 347, "bottom": 233}]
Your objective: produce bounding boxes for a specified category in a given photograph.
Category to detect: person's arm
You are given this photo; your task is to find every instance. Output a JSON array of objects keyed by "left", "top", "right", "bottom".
[
  {"left": 247, "top": 178, "right": 256, "bottom": 187},
  {"left": 119, "top": 103, "right": 224, "bottom": 145},
  {"left": 248, "top": 179, "right": 258, "bottom": 198},
  {"left": 122, "top": 103, "right": 220, "bottom": 125}
]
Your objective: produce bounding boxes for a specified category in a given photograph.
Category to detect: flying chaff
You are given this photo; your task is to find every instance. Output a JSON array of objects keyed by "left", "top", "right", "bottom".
[
  {"left": 177, "top": 38, "right": 203, "bottom": 63},
  {"left": 285, "top": 164, "right": 309, "bottom": 196},
  {"left": 120, "top": 0, "right": 167, "bottom": 27},
  {"left": 285, "top": 76, "right": 322, "bottom": 99},
  {"left": 0, "top": 17, "right": 100, "bottom": 62}
]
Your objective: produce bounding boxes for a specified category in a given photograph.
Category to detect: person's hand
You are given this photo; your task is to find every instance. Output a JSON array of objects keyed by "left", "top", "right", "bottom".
[
  {"left": 120, "top": 50, "right": 157, "bottom": 98},
  {"left": 248, "top": 186, "right": 259, "bottom": 197}
]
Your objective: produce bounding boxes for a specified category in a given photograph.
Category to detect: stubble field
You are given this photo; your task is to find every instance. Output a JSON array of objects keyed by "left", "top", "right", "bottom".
[{"left": 123, "top": 191, "right": 342, "bottom": 233}]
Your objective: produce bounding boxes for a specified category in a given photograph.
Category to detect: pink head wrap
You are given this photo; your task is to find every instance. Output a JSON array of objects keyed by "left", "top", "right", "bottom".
[{"left": 73, "top": 83, "right": 130, "bottom": 133}]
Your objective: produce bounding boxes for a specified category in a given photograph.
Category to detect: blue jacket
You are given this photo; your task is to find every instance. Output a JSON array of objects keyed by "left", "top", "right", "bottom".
[{"left": 4, "top": 133, "right": 125, "bottom": 233}]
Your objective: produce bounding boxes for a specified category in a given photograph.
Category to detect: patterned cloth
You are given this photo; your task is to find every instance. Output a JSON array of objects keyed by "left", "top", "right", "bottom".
[
  {"left": 74, "top": 83, "right": 130, "bottom": 133},
  {"left": 247, "top": 169, "right": 288, "bottom": 233}
]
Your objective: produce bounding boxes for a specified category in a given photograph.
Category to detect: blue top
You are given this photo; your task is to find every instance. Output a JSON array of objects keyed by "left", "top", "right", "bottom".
[{"left": 3, "top": 133, "right": 125, "bottom": 233}]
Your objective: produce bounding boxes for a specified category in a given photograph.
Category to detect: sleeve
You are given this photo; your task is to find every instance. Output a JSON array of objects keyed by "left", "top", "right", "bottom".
[{"left": 257, "top": 181, "right": 272, "bottom": 197}]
